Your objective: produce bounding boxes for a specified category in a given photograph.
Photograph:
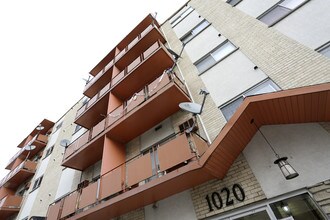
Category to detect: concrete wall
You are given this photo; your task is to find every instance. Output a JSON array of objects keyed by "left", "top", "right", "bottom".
[
  {"left": 274, "top": 0, "right": 330, "bottom": 49},
  {"left": 243, "top": 123, "right": 330, "bottom": 198},
  {"left": 145, "top": 191, "right": 198, "bottom": 220},
  {"left": 200, "top": 50, "right": 267, "bottom": 106},
  {"left": 184, "top": 26, "right": 226, "bottom": 63},
  {"left": 173, "top": 10, "right": 204, "bottom": 39},
  {"left": 236, "top": 0, "right": 278, "bottom": 18}
]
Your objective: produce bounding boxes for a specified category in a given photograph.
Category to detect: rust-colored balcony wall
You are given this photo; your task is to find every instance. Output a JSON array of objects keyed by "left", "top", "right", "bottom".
[
  {"left": 89, "top": 14, "right": 159, "bottom": 77},
  {"left": 158, "top": 134, "right": 195, "bottom": 172},
  {"left": 7, "top": 133, "right": 49, "bottom": 170},
  {"left": 126, "top": 153, "right": 153, "bottom": 187},
  {"left": 0, "top": 160, "right": 37, "bottom": 189},
  {"left": 101, "top": 137, "right": 126, "bottom": 176},
  {"left": 46, "top": 200, "right": 63, "bottom": 220},
  {"left": 53, "top": 133, "right": 210, "bottom": 220},
  {"left": 62, "top": 75, "right": 189, "bottom": 171},
  {"left": 0, "top": 195, "right": 23, "bottom": 219},
  {"left": 75, "top": 92, "right": 110, "bottom": 129},
  {"left": 111, "top": 41, "right": 174, "bottom": 101},
  {"left": 62, "top": 133, "right": 105, "bottom": 171},
  {"left": 84, "top": 23, "right": 166, "bottom": 99},
  {"left": 61, "top": 191, "right": 79, "bottom": 219},
  {"left": 0, "top": 188, "right": 14, "bottom": 201}
]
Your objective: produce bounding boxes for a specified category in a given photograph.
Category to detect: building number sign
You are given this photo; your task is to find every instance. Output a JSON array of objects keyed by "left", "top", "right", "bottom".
[{"left": 205, "top": 184, "right": 245, "bottom": 212}]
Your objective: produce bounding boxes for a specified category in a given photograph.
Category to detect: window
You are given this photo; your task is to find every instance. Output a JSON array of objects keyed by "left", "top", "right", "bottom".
[
  {"left": 74, "top": 124, "right": 82, "bottom": 134},
  {"left": 44, "top": 145, "right": 54, "bottom": 159},
  {"left": 181, "top": 20, "right": 210, "bottom": 44},
  {"left": 318, "top": 42, "right": 330, "bottom": 58},
  {"left": 195, "top": 41, "right": 237, "bottom": 73},
  {"left": 53, "top": 121, "right": 63, "bottom": 133},
  {"left": 220, "top": 79, "right": 280, "bottom": 121},
  {"left": 227, "top": 0, "right": 243, "bottom": 6},
  {"left": 32, "top": 176, "right": 43, "bottom": 191},
  {"left": 259, "top": 0, "right": 307, "bottom": 26},
  {"left": 171, "top": 7, "right": 194, "bottom": 27},
  {"left": 179, "top": 118, "right": 197, "bottom": 133}
]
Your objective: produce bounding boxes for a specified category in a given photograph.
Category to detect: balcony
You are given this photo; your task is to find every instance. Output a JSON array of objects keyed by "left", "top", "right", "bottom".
[
  {"left": 49, "top": 133, "right": 209, "bottom": 220},
  {"left": 0, "top": 160, "right": 37, "bottom": 189},
  {"left": 75, "top": 40, "right": 175, "bottom": 129},
  {"left": 84, "top": 23, "right": 166, "bottom": 98},
  {"left": 0, "top": 195, "right": 22, "bottom": 219},
  {"left": 6, "top": 134, "right": 48, "bottom": 170},
  {"left": 63, "top": 73, "right": 189, "bottom": 170}
]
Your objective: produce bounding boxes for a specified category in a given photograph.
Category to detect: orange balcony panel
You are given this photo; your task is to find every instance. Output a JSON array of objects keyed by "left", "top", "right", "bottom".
[
  {"left": 62, "top": 135, "right": 104, "bottom": 171},
  {"left": 111, "top": 43, "right": 174, "bottom": 101},
  {"left": 0, "top": 195, "right": 22, "bottom": 219},
  {"left": 75, "top": 92, "right": 110, "bottom": 129},
  {"left": 61, "top": 191, "right": 79, "bottom": 219},
  {"left": 115, "top": 25, "right": 166, "bottom": 70},
  {"left": 158, "top": 134, "right": 195, "bottom": 172},
  {"left": 78, "top": 181, "right": 98, "bottom": 209},
  {"left": 0, "top": 160, "right": 37, "bottom": 189},
  {"left": 46, "top": 200, "right": 63, "bottom": 220},
  {"left": 126, "top": 153, "right": 153, "bottom": 187},
  {"left": 84, "top": 64, "right": 113, "bottom": 98},
  {"left": 107, "top": 81, "right": 190, "bottom": 143},
  {"left": 99, "top": 166, "right": 123, "bottom": 200}
]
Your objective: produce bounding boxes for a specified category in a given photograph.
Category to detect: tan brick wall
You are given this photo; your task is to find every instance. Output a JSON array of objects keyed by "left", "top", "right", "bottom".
[
  {"left": 126, "top": 136, "right": 141, "bottom": 160},
  {"left": 161, "top": 23, "right": 226, "bottom": 142},
  {"left": 308, "top": 180, "right": 330, "bottom": 216},
  {"left": 320, "top": 122, "right": 330, "bottom": 134},
  {"left": 189, "top": 0, "right": 330, "bottom": 90},
  {"left": 191, "top": 154, "right": 266, "bottom": 219},
  {"left": 112, "top": 208, "right": 145, "bottom": 220}
]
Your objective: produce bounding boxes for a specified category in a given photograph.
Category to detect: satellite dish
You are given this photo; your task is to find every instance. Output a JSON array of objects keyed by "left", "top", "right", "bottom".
[
  {"left": 60, "top": 139, "right": 71, "bottom": 148},
  {"left": 179, "top": 102, "right": 202, "bottom": 115},
  {"left": 24, "top": 145, "right": 36, "bottom": 151},
  {"left": 36, "top": 124, "right": 45, "bottom": 131}
]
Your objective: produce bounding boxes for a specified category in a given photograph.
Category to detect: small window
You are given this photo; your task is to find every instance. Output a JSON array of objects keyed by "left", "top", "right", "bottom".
[
  {"left": 181, "top": 20, "right": 210, "bottom": 44},
  {"left": 259, "top": 0, "right": 307, "bottom": 26},
  {"left": 53, "top": 121, "right": 63, "bottom": 133},
  {"left": 32, "top": 176, "right": 43, "bottom": 191},
  {"left": 220, "top": 79, "right": 280, "bottom": 121},
  {"left": 318, "top": 42, "right": 330, "bottom": 58},
  {"left": 74, "top": 124, "right": 82, "bottom": 134},
  {"left": 195, "top": 41, "right": 237, "bottom": 73},
  {"left": 227, "top": 0, "right": 243, "bottom": 6},
  {"left": 44, "top": 145, "right": 54, "bottom": 159},
  {"left": 171, "top": 7, "right": 194, "bottom": 27}
]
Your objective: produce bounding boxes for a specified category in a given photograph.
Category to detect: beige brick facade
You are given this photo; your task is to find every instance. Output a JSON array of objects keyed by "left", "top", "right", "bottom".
[
  {"left": 309, "top": 180, "right": 330, "bottom": 216},
  {"left": 189, "top": 0, "right": 330, "bottom": 90},
  {"left": 190, "top": 154, "right": 266, "bottom": 219}
]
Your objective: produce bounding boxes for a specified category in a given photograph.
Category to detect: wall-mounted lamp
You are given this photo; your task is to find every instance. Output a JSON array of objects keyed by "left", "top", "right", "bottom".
[{"left": 251, "top": 119, "right": 299, "bottom": 180}]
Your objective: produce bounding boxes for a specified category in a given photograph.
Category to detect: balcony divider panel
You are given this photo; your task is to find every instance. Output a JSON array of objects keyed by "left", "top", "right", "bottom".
[
  {"left": 46, "top": 200, "right": 63, "bottom": 220},
  {"left": 158, "top": 134, "right": 193, "bottom": 172},
  {"left": 126, "top": 89, "right": 145, "bottom": 113},
  {"left": 148, "top": 74, "right": 171, "bottom": 97},
  {"left": 78, "top": 181, "right": 98, "bottom": 209},
  {"left": 192, "top": 134, "right": 209, "bottom": 156},
  {"left": 126, "top": 153, "right": 153, "bottom": 187},
  {"left": 60, "top": 191, "right": 79, "bottom": 218},
  {"left": 92, "top": 119, "right": 106, "bottom": 139},
  {"left": 99, "top": 166, "right": 123, "bottom": 200}
]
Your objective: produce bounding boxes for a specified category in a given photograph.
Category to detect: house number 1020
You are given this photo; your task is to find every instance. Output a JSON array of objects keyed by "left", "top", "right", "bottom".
[{"left": 205, "top": 184, "right": 245, "bottom": 212}]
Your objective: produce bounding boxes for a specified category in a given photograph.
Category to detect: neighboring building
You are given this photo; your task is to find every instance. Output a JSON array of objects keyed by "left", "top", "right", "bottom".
[{"left": 1, "top": 0, "right": 330, "bottom": 219}]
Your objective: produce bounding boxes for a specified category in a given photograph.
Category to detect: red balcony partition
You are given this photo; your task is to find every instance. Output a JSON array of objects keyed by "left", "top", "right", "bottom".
[{"left": 0, "top": 195, "right": 22, "bottom": 219}]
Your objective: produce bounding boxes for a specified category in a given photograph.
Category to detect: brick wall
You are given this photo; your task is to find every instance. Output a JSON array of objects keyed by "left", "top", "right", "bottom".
[
  {"left": 190, "top": 154, "right": 266, "bottom": 219},
  {"left": 112, "top": 208, "right": 145, "bottom": 220},
  {"left": 308, "top": 180, "right": 330, "bottom": 217},
  {"left": 189, "top": 0, "right": 330, "bottom": 90}
]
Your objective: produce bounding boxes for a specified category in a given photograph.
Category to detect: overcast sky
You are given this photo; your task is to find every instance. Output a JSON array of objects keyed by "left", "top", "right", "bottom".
[{"left": 0, "top": 0, "right": 187, "bottom": 179}]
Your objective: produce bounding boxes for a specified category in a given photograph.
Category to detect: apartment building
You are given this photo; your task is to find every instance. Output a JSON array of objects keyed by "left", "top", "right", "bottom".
[{"left": 1, "top": 0, "right": 330, "bottom": 219}]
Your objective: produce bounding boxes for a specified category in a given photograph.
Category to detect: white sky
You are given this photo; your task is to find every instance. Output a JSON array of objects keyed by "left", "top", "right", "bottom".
[{"left": 0, "top": 0, "right": 187, "bottom": 180}]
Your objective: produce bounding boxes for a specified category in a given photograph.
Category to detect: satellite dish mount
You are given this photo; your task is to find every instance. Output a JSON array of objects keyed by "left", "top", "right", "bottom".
[{"left": 179, "top": 89, "right": 209, "bottom": 115}]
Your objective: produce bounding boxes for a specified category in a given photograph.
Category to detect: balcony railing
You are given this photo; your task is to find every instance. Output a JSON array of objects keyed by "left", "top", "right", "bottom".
[
  {"left": 64, "top": 71, "right": 188, "bottom": 167},
  {"left": 49, "top": 133, "right": 208, "bottom": 220},
  {"left": 0, "top": 195, "right": 23, "bottom": 212},
  {"left": 0, "top": 160, "right": 37, "bottom": 188},
  {"left": 5, "top": 134, "right": 48, "bottom": 170},
  {"left": 76, "top": 40, "right": 174, "bottom": 125},
  {"left": 84, "top": 23, "right": 165, "bottom": 98}
]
